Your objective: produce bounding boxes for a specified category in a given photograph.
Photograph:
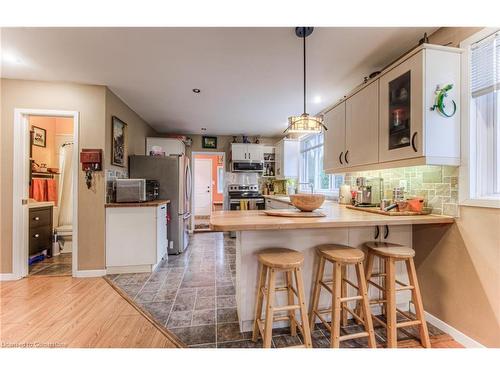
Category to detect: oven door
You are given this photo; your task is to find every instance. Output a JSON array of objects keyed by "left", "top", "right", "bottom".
[{"left": 229, "top": 198, "right": 265, "bottom": 210}]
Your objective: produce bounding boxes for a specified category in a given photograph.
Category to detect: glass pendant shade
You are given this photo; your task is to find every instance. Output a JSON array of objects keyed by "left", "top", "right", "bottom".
[{"left": 286, "top": 113, "right": 325, "bottom": 134}]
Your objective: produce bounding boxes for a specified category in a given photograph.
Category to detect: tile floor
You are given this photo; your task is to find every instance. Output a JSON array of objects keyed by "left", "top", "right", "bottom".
[
  {"left": 29, "top": 252, "right": 72, "bottom": 276},
  {"left": 106, "top": 232, "right": 447, "bottom": 348}
]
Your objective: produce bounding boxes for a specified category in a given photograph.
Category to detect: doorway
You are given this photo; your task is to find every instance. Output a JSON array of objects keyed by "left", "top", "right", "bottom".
[
  {"left": 12, "top": 109, "right": 79, "bottom": 279},
  {"left": 192, "top": 151, "right": 225, "bottom": 231}
]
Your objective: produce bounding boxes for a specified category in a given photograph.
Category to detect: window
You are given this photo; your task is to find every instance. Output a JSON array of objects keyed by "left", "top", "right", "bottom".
[
  {"left": 299, "top": 133, "right": 343, "bottom": 194},
  {"left": 217, "top": 166, "right": 224, "bottom": 194},
  {"left": 461, "top": 29, "right": 500, "bottom": 207}
]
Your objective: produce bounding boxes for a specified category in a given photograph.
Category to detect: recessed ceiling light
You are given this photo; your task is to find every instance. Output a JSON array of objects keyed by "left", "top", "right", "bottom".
[
  {"left": 192, "top": 88, "right": 201, "bottom": 93},
  {"left": 313, "top": 96, "right": 322, "bottom": 104}
]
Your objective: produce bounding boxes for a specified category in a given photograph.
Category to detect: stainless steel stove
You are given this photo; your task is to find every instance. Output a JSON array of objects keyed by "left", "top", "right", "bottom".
[{"left": 228, "top": 184, "right": 264, "bottom": 210}]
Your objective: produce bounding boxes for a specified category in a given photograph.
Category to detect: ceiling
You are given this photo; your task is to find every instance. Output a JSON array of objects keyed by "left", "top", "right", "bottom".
[{"left": 1, "top": 27, "right": 437, "bottom": 136}]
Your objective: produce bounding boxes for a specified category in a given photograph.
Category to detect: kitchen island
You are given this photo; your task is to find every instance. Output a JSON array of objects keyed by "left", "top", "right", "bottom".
[{"left": 210, "top": 203, "right": 454, "bottom": 332}]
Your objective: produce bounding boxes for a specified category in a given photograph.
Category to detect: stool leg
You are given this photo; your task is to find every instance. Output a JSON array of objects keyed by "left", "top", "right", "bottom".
[
  {"left": 380, "top": 257, "right": 387, "bottom": 317},
  {"left": 356, "top": 261, "right": 377, "bottom": 348},
  {"left": 355, "top": 251, "right": 374, "bottom": 323},
  {"left": 252, "top": 263, "right": 267, "bottom": 342},
  {"left": 331, "top": 262, "right": 342, "bottom": 348},
  {"left": 286, "top": 271, "right": 297, "bottom": 336},
  {"left": 341, "top": 265, "right": 348, "bottom": 326},
  {"left": 294, "top": 268, "right": 312, "bottom": 348},
  {"left": 385, "top": 258, "right": 397, "bottom": 348},
  {"left": 405, "top": 258, "right": 431, "bottom": 348},
  {"left": 263, "top": 268, "right": 276, "bottom": 348},
  {"left": 309, "top": 255, "right": 325, "bottom": 331}
]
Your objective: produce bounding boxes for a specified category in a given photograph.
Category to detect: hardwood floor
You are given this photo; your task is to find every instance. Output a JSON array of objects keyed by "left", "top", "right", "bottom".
[{"left": 0, "top": 276, "right": 180, "bottom": 348}]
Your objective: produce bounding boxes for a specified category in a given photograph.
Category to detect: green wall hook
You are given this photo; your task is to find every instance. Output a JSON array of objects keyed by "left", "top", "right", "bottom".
[{"left": 430, "top": 84, "right": 457, "bottom": 118}]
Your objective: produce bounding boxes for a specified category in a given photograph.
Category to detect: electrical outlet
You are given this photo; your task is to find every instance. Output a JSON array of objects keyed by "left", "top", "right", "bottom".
[{"left": 399, "top": 179, "right": 408, "bottom": 190}]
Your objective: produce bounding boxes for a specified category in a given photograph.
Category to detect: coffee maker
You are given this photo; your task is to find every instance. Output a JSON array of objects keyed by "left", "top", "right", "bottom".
[{"left": 355, "top": 177, "right": 383, "bottom": 207}]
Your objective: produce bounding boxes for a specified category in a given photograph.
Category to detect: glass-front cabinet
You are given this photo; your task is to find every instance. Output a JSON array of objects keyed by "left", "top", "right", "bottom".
[{"left": 379, "top": 50, "right": 424, "bottom": 162}]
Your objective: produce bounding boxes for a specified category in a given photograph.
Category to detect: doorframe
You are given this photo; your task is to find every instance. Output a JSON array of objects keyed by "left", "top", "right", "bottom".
[
  {"left": 12, "top": 108, "right": 79, "bottom": 279},
  {"left": 190, "top": 151, "right": 225, "bottom": 232}
]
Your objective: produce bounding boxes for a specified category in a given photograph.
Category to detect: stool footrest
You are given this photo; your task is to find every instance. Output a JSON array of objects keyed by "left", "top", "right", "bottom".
[
  {"left": 338, "top": 331, "right": 370, "bottom": 342},
  {"left": 396, "top": 319, "right": 421, "bottom": 328},
  {"left": 340, "top": 295, "right": 363, "bottom": 303},
  {"left": 273, "top": 304, "right": 301, "bottom": 312}
]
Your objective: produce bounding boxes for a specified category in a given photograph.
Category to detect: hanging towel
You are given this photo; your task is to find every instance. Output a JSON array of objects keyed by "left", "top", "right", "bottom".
[
  {"left": 46, "top": 179, "right": 57, "bottom": 203},
  {"left": 31, "top": 178, "right": 47, "bottom": 201}
]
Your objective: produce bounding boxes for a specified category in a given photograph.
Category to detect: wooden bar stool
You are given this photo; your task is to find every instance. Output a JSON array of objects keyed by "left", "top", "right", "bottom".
[
  {"left": 362, "top": 241, "right": 431, "bottom": 348},
  {"left": 252, "top": 248, "right": 313, "bottom": 348},
  {"left": 309, "top": 244, "right": 376, "bottom": 348}
]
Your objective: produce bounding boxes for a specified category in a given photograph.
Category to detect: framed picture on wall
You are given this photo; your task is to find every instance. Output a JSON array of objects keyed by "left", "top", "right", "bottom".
[
  {"left": 32, "top": 126, "right": 46, "bottom": 147},
  {"left": 111, "top": 116, "right": 127, "bottom": 167},
  {"left": 202, "top": 136, "right": 217, "bottom": 149}
]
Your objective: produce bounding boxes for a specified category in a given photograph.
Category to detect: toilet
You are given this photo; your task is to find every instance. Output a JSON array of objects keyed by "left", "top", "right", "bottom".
[{"left": 54, "top": 225, "right": 72, "bottom": 254}]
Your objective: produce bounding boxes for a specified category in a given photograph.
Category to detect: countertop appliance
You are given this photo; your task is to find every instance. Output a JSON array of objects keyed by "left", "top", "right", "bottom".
[
  {"left": 228, "top": 184, "right": 265, "bottom": 210},
  {"left": 115, "top": 178, "right": 160, "bottom": 203},
  {"left": 354, "top": 177, "right": 383, "bottom": 207},
  {"left": 129, "top": 155, "right": 191, "bottom": 255},
  {"left": 231, "top": 161, "right": 265, "bottom": 173}
]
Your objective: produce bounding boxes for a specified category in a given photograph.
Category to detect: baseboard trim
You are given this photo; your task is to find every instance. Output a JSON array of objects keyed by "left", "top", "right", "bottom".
[
  {"left": 74, "top": 269, "right": 107, "bottom": 278},
  {"left": 423, "top": 311, "right": 485, "bottom": 348},
  {"left": 0, "top": 273, "right": 20, "bottom": 281}
]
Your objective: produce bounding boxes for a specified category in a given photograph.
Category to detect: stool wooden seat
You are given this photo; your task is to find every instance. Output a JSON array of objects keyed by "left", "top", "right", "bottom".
[
  {"left": 361, "top": 241, "right": 430, "bottom": 348},
  {"left": 252, "top": 248, "right": 312, "bottom": 348},
  {"left": 309, "top": 244, "right": 376, "bottom": 348},
  {"left": 363, "top": 241, "right": 415, "bottom": 259}
]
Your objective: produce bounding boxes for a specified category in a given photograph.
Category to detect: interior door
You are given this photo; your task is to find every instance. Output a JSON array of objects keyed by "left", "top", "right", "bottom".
[
  {"left": 323, "top": 102, "right": 346, "bottom": 172},
  {"left": 379, "top": 51, "right": 424, "bottom": 162},
  {"left": 194, "top": 158, "right": 212, "bottom": 216},
  {"left": 345, "top": 80, "right": 379, "bottom": 167}
]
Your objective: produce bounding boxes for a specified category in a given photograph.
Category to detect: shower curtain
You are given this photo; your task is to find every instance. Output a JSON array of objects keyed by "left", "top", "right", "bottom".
[{"left": 58, "top": 144, "right": 73, "bottom": 227}]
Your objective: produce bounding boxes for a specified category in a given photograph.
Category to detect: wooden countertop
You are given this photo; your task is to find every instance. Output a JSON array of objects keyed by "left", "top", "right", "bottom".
[
  {"left": 209, "top": 202, "right": 454, "bottom": 231},
  {"left": 105, "top": 199, "right": 170, "bottom": 208}
]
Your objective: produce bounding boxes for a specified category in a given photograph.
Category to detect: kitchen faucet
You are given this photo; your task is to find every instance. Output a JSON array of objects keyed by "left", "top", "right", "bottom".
[{"left": 298, "top": 182, "right": 314, "bottom": 194}]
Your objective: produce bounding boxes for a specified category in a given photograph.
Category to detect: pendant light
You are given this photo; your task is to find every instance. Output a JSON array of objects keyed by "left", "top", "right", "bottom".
[{"left": 285, "top": 27, "right": 327, "bottom": 135}]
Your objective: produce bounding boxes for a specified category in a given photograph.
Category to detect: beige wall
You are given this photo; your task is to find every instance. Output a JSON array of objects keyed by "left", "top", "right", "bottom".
[
  {"left": 1, "top": 79, "right": 157, "bottom": 273},
  {"left": 104, "top": 88, "right": 157, "bottom": 173},
  {"left": 1, "top": 79, "right": 106, "bottom": 272},
  {"left": 412, "top": 27, "right": 500, "bottom": 347}
]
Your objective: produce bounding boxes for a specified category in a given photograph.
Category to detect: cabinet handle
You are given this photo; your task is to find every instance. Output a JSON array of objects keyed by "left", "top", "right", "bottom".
[
  {"left": 160, "top": 206, "right": 165, "bottom": 210},
  {"left": 249, "top": 153, "right": 251, "bottom": 159},
  {"left": 34, "top": 216, "right": 40, "bottom": 221},
  {"left": 411, "top": 132, "right": 418, "bottom": 152},
  {"left": 345, "top": 150, "right": 349, "bottom": 164},
  {"left": 245, "top": 152, "right": 247, "bottom": 159},
  {"left": 384, "top": 225, "right": 389, "bottom": 239},
  {"left": 33, "top": 233, "right": 40, "bottom": 238},
  {"left": 339, "top": 152, "right": 344, "bottom": 165},
  {"left": 374, "top": 225, "right": 380, "bottom": 240}
]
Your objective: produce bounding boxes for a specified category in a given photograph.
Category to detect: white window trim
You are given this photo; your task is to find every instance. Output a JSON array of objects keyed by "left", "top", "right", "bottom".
[
  {"left": 459, "top": 28, "right": 500, "bottom": 209},
  {"left": 298, "top": 134, "right": 339, "bottom": 197}
]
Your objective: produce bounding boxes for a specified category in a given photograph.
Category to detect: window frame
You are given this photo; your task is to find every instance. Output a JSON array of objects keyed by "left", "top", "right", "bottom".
[
  {"left": 459, "top": 28, "right": 500, "bottom": 209},
  {"left": 298, "top": 133, "right": 340, "bottom": 196}
]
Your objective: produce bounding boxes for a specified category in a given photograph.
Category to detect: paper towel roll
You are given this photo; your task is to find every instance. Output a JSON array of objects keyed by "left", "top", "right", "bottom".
[{"left": 339, "top": 184, "right": 352, "bottom": 204}]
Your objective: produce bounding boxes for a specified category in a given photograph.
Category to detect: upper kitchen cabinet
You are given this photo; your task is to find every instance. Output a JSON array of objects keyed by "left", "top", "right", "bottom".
[
  {"left": 230, "top": 143, "right": 264, "bottom": 161},
  {"left": 275, "top": 138, "right": 300, "bottom": 179},
  {"left": 323, "top": 102, "right": 346, "bottom": 171},
  {"left": 379, "top": 48, "right": 461, "bottom": 164},
  {"left": 323, "top": 44, "right": 462, "bottom": 174},
  {"left": 346, "top": 80, "right": 379, "bottom": 167}
]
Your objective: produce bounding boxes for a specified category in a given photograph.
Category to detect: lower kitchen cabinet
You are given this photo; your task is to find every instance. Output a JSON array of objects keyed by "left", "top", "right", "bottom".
[
  {"left": 265, "top": 197, "right": 292, "bottom": 210},
  {"left": 106, "top": 203, "right": 168, "bottom": 273}
]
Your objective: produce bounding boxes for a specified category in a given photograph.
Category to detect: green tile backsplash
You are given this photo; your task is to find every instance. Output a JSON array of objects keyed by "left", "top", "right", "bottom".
[{"left": 343, "top": 165, "right": 459, "bottom": 216}]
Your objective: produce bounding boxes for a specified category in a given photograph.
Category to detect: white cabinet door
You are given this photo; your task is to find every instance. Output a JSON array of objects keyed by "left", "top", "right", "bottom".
[
  {"left": 379, "top": 51, "right": 424, "bottom": 162},
  {"left": 275, "top": 141, "right": 283, "bottom": 178},
  {"left": 246, "top": 144, "right": 264, "bottom": 161},
  {"left": 345, "top": 81, "right": 379, "bottom": 167},
  {"left": 323, "top": 102, "right": 346, "bottom": 172},
  {"left": 156, "top": 204, "right": 167, "bottom": 264},
  {"left": 231, "top": 144, "right": 248, "bottom": 161}
]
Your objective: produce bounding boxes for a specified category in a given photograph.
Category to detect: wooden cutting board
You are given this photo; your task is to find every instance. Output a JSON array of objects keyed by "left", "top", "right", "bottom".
[
  {"left": 346, "top": 205, "right": 431, "bottom": 216},
  {"left": 263, "top": 210, "right": 326, "bottom": 218}
]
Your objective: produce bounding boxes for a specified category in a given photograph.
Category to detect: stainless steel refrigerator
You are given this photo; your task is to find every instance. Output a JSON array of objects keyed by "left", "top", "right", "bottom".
[{"left": 129, "top": 155, "right": 192, "bottom": 254}]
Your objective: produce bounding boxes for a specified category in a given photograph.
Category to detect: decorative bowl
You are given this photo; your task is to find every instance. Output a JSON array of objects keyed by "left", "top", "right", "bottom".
[{"left": 289, "top": 194, "right": 325, "bottom": 212}]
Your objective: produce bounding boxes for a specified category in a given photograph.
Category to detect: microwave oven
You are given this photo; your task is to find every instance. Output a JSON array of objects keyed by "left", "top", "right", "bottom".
[
  {"left": 231, "top": 161, "right": 265, "bottom": 173},
  {"left": 115, "top": 179, "right": 159, "bottom": 203}
]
